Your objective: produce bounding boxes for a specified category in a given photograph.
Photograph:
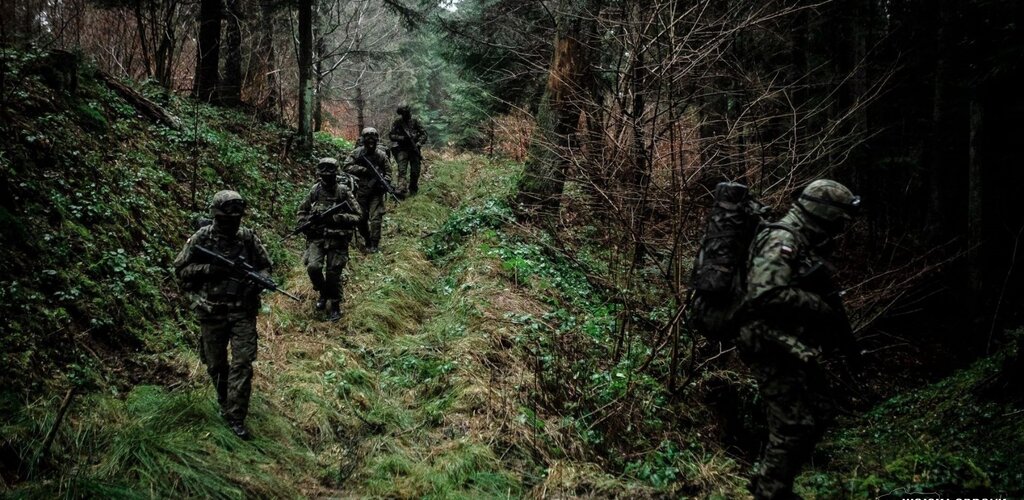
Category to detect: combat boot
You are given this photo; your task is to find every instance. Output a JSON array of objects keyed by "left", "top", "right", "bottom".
[
  {"left": 228, "top": 420, "right": 251, "bottom": 440},
  {"left": 328, "top": 303, "right": 343, "bottom": 322},
  {"left": 315, "top": 294, "right": 327, "bottom": 311}
]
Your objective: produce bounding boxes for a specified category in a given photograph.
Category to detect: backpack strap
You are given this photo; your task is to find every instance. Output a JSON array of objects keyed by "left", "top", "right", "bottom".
[{"left": 761, "top": 222, "right": 809, "bottom": 248}]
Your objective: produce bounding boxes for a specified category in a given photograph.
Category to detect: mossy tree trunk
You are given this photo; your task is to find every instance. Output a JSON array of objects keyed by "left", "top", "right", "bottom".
[{"left": 515, "top": 0, "right": 599, "bottom": 220}]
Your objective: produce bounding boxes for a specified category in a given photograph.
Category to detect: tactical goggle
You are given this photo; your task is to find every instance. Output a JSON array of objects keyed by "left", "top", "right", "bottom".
[
  {"left": 216, "top": 199, "right": 247, "bottom": 216},
  {"left": 799, "top": 193, "right": 861, "bottom": 214}
]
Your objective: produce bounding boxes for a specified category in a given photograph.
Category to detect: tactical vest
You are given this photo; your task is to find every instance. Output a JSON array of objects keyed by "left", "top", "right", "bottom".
[
  {"left": 349, "top": 147, "right": 388, "bottom": 193},
  {"left": 191, "top": 225, "right": 263, "bottom": 312},
  {"left": 308, "top": 182, "right": 355, "bottom": 238}
]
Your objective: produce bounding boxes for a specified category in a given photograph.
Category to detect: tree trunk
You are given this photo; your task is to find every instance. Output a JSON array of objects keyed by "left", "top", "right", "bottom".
[
  {"left": 967, "top": 94, "right": 984, "bottom": 325},
  {"left": 133, "top": 2, "right": 154, "bottom": 80},
  {"left": 195, "top": 0, "right": 222, "bottom": 102},
  {"left": 155, "top": 0, "right": 178, "bottom": 89},
  {"left": 258, "top": 0, "right": 279, "bottom": 118},
  {"left": 313, "top": 24, "right": 325, "bottom": 131},
  {"left": 515, "top": 0, "right": 598, "bottom": 219},
  {"left": 221, "top": 0, "right": 243, "bottom": 105},
  {"left": 297, "top": 0, "right": 314, "bottom": 146},
  {"left": 355, "top": 84, "right": 365, "bottom": 133}
]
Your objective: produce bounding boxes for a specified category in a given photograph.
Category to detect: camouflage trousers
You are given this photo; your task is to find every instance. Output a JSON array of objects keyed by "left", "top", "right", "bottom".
[
  {"left": 200, "top": 311, "right": 258, "bottom": 423},
  {"left": 355, "top": 189, "right": 385, "bottom": 247},
  {"left": 304, "top": 235, "right": 350, "bottom": 302},
  {"left": 393, "top": 149, "right": 421, "bottom": 195},
  {"left": 740, "top": 323, "right": 833, "bottom": 500}
]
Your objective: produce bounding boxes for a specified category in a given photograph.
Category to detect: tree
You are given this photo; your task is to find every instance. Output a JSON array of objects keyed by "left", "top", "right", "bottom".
[
  {"left": 195, "top": 0, "right": 222, "bottom": 102},
  {"left": 221, "top": 0, "right": 243, "bottom": 105},
  {"left": 297, "top": 0, "right": 314, "bottom": 146},
  {"left": 515, "top": 0, "right": 599, "bottom": 219}
]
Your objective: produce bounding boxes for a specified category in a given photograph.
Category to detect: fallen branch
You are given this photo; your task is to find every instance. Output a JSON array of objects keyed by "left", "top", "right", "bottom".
[
  {"left": 32, "top": 387, "right": 76, "bottom": 474},
  {"left": 96, "top": 71, "right": 182, "bottom": 130}
]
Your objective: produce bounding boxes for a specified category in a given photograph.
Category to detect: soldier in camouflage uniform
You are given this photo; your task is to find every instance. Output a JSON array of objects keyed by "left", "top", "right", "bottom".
[
  {"left": 738, "top": 180, "right": 863, "bottom": 499},
  {"left": 387, "top": 104, "right": 427, "bottom": 197},
  {"left": 174, "top": 190, "right": 273, "bottom": 440},
  {"left": 297, "top": 158, "right": 362, "bottom": 322},
  {"left": 344, "top": 127, "right": 392, "bottom": 253}
]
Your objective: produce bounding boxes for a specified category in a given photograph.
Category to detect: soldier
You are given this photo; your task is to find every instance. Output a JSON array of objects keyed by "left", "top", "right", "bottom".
[
  {"left": 174, "top": 190, "right": 273, "bottom": 440},
  {"left": 344, "top": 127, "right": 393, "bottom": 253},
  {"left": 387, "top": 103, "right": 427, "bottom": 197},
  {"left": 738, "top": 179, "right": 863, "bottom": 499},
  {"left": 297, "top": 158, "right": 362, "bottom": 322}
]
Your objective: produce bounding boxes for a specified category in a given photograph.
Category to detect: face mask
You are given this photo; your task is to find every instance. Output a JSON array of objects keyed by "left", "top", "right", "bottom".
[
  {"left": 823, "top": 217, "right": 847, "bottom": 237},
  {"left": 320, "top": 173, "right": 336, "bottom": 186},
  {"left": 213, "top": 215, "right": 242, "bottom": 235},
  {"left": 364, "top": 139, "right": 377, "bottom": 152}
]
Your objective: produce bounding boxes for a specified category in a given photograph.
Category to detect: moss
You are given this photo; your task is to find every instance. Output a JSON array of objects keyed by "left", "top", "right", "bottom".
[{"left": 798, "top": 339, "right": 1024, "bottom": 498}]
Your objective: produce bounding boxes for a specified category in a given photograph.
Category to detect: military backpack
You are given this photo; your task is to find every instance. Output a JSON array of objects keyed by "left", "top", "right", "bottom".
[{"left": 688, "top": 182, "right": 768, "bottom": 343}]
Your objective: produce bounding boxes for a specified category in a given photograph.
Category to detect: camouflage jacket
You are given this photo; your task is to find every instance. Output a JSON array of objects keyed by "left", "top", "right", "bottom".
[
  {"left": 343, "top": 146, "right": 392, "bottom": 194},
  {"left": 173, "top": 224, "right": 273, "bottom": 315},
  {"left": 742, "top": 207, "right": 852, "bottom": 359},
  {"left": 296, "top": 181, "right": 362, "bottom": 239},
  {"left": 388, "top": 117, "right": 427, "bottom": 150}
]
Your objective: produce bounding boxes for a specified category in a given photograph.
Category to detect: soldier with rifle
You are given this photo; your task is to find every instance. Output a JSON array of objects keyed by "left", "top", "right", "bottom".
[
  {"left": 295, "top": 158, "right": 362, "bottom": 321},
  {"left": 174, "top": 190, "right": 291, "bottom": 440},
  {"left": 343, "top": 127, "right": 394, "bottom": 253},
  {"left": 388, "top": 103, "right": 427, "bottom": 197}
]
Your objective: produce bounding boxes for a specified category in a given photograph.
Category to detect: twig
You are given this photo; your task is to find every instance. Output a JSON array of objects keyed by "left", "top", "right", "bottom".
[{"left": 34, "top": 387, "right": 76, "bottom": 471}]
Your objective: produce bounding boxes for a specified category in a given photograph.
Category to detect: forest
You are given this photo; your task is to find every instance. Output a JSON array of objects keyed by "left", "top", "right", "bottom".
[{"left": 1, "top": 0, "right": 1023, "bottom": 498}]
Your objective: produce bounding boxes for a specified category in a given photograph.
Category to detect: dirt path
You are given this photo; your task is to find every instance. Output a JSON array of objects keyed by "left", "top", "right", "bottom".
[{"left": 256, "top": 155, "right": 531, "bottom": 497}]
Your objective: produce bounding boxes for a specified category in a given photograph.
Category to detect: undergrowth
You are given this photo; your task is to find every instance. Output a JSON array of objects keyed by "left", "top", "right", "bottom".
[
  {"left": 3, "top": 48, "right": 1021, "bottom": 499},
  {"left": 798, "top": 331, "right": 1024, "bottom": 498},
  {"left": 0, "top": 49, "right": 347, "bottom": 495}
]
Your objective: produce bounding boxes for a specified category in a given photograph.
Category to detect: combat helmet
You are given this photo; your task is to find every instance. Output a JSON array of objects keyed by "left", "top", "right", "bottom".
[
  {"left": 797, "top": 179, "right": 860, "bottom": 223},
  {"left": 210, "top": 190, "right": 246, "bottom": 217},
  {"left": 358, "top": 127, "right": 378, "bottom": 140},
  {"left": 317, "top": 157, "right": 340, "bottom": 173}
]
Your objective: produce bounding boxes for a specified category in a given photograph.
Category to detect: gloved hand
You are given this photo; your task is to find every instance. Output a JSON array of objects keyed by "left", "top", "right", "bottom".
[
  {"left": 204, "top": 263, "right": 231, "bottom": 278},
  {"left": 345, "top": 164, "right": 368, "bottom": 175}
]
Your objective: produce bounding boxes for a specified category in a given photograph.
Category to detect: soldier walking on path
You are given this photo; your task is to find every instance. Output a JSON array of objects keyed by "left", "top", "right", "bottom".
[
  {"left": 388, "top": 103, "right": 427, "bottom": 197},
  {"left": 296, "top": 158, "right": 362, "bottom": 322},
  {"left": 737, "top": 180, "right": 864, "bottom": 499},
  {"left": 173, "top": 190, "right": 274, "bottom": 440},
  {"left": 344, "top": 127, "right": 393, "bottom": 253}
]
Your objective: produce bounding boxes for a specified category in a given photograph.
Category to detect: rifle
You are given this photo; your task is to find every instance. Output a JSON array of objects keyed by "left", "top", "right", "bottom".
[
  {"left": 356, "top": 153, "right": 400, "bottom": 202},
  {"left": 287, "top": 200, "right": 355, "bottom": 238},
  {"left": 398, "top": 122, "right": 423, "bottom": 161},
  {"left": 194, "top": 245, "right": 301, "bottom": 301}
]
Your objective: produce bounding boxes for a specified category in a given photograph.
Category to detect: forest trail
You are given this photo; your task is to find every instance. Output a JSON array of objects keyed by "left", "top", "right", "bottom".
[{"left": 253, "top": 154, "right": 542, "bottom": 497}]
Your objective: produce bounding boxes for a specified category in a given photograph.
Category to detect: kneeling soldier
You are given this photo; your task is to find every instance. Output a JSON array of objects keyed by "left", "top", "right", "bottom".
[
  {"left": 297, "top": 158, "right": 362, "bottom": 321},
  {"left": 174, "top": 190, "right": 273, "bottom": 440}
]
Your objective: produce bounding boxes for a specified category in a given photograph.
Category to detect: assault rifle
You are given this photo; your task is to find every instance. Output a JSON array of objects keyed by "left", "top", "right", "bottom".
[
  {"left": 194, "top": 245, "right": 300, "bottom": 301},
  {"left": 356, "top": 154, "right": 400, "bottom": 202},
  {"left": 396, "top": 122, "right": 423, "bottom": 161},
  {"left": 287, "top": 200, "right": 356, "bottom": 238}
]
